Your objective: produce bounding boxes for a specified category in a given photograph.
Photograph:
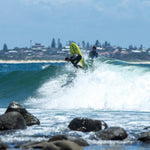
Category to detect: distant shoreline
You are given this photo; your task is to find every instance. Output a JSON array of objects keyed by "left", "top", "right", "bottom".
[
  {"left": 0, "top": 59, "right": 150, "bottom": 65},
  {"left": 0, "top": 60, "right": 65, "bottom": 64}
]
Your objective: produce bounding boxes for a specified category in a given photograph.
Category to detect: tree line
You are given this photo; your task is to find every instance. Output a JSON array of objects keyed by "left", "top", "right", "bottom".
[
  {"left": 50, "top": 38, "right": 146, "bottom": 51},
  {"left": 1, "top": 38, "right": 146, "bottom": 51}
]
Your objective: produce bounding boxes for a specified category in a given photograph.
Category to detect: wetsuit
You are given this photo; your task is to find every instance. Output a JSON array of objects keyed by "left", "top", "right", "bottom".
[
  {"left": 89, "top": 51, "right": 98, "bottom": 59},
  {"left": 70, "top": 54, "right": 82, "bottom": 68}
]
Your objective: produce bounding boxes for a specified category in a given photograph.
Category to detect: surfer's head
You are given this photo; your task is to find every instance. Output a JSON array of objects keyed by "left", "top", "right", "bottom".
[{"left": 65, "top": 57, "right": 70, "bottom": 62}]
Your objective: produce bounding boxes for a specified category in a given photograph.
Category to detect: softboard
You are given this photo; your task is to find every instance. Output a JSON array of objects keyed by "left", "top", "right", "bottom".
[{"left": 70, "top": 43, "right": 84, "bottom": 68}]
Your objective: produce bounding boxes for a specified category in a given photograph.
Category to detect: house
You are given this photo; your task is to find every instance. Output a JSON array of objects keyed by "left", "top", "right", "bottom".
[{"left": 31, "top": 43, "right": 45, "bottom": 50}]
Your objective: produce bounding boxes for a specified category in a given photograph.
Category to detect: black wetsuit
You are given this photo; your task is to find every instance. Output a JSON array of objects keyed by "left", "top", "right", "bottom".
[
  {"left": 70, "top": 54, "right": 82, "bottom": 68},
  {"left": 89, "top": 51, "right": 98, "bottom": 58}
]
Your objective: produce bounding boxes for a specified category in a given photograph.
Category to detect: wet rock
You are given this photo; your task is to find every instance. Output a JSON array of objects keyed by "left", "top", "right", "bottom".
[
  {"left": 19, "top": 141, "right": 47, "bottom": 149},
  {"left": 48, "top": 135, "right": 89, "bottom": 146},
  {"left": 15, "top": 141, "right": 44, "bottom": 149},
  {"left": 0, "top": 142, "right": 10, "bottom": 150},
  {"left": 144, "top": 126, "right": 150, "bottom": 130},
  {"left": 0, "top": 111, "right": 26, "bottom": 130},
  {"left": 68, "top": 117, "right": 108, "bottom": 132},
  {"left": 138, "top": 131, "right": 150, "bottom": 142},
  {"left": 18, "top": 140, "right": 84, "bottom": 150},
  {"left": 44, "top": 140, "right": 83, "bottom": 150},
  {"left": 5, "top": 101, "right": 40, "bottom": 126},
  {"left": 96, "top": 127, "right": 128, "bottom": 140}
]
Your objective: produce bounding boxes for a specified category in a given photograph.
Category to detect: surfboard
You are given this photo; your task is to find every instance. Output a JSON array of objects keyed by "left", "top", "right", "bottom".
[{"left": 70, "top": 43, "right": 84, "bottom": 68}]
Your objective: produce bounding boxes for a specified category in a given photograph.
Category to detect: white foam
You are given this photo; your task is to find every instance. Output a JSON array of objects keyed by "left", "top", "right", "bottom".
[{"left": 25, "top": 60, "right": 150, "bottom": 111}]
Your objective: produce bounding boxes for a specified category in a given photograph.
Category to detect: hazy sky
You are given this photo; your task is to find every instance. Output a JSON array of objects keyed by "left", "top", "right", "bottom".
[{"left": 1, "top": 0, "right": 150, "bottom": 49}]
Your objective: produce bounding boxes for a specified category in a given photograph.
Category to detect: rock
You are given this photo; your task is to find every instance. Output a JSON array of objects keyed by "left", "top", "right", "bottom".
[
  {"left": 15, "top": 141, "right": 45, "bottom": 149},
  {"left": 144, "top": 126, "right": 150, "bottom": 130},
  {"left": 18, "top": 140, "right": 84, "bottom": 150},
  {"left": 44, "top": 140, "right": 83, "bottom": 150},
  {"left": 5, "top": 101, "right": 40, "bottom": 126},
  {"left": 0, "top": 142, "right": 9, "bottom": 150},
  {"left": 0, "top": 111, "right": 26, "bottom": 130},
  {"left": 96, "top": 127, "right": 128, "bottom": 140},
  {"left": 19, "top": 141, "right": 47, "bottom": 149},
  {"left": 43, "top": 143, "right": 58, "bottom": 150},
  {"left": 49, "top": 135, "right": 68, "bottom": 141},
  {"left": 48, "top": 135, "right": 89, "bottom": 146},
  {"left": 68, "top": 117, "right": 108, "bottom": 132},
  {"left": 138, "top": 131, "right": 150, "bottom": 142}
]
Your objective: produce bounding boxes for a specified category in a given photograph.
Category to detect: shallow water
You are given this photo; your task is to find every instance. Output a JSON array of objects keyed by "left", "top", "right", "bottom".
[{"left": 0, "top": 108, "right": 150, "bottom": 149}]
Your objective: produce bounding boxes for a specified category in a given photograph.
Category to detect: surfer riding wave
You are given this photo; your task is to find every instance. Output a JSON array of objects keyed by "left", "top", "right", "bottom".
[{"left": 65, "top": 54, "right": 83, "bottom": 69}]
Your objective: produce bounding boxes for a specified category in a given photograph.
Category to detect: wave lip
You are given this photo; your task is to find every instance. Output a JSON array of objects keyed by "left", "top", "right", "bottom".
[{"left": 0, "top": 63, "right": 65, "bottom": 106}]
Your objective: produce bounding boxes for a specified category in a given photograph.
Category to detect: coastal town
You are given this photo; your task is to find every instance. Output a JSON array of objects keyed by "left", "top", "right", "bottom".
[{"left": 1, "top": 39, "right": 150, "bottom": 61}]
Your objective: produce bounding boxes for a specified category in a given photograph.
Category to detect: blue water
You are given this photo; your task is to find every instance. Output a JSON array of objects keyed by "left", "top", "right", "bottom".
[{"left": 1, "top": 58, "right": 150, "bottom": 149}]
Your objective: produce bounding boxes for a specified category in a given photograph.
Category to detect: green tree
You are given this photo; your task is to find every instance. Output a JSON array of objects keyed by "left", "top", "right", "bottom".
[
  {"left": 51, "top": 38, "right": 56, "bottom": 48},
  {"left": 95, "top": 40, "right": 100, "bottom": 47},
  {"left": 57, "top": 38, "right": 62, "bottom": 49},
  {"left": 82, "top": 41, "right": 85, "bottom": 48},
  {"left": 59, "top": 43, "right": 62, "bottom": 49},
  {"left": 3, "top": 43, "right": 8, "bottom": 51},
  {"left": 129, "top": 45, "right": 133, "bottom": 50},
  {"left": 104, "top": 41, "right": 108, "bottom": 48},
  {"left": 134, "top": 46, "right": 137, "bottom": 50},
  {"left": 139, "top": 44, "right": 143, "bottom": 50},
  {"left": 86, "top": 42, "right": 90, "bottom": 49}
]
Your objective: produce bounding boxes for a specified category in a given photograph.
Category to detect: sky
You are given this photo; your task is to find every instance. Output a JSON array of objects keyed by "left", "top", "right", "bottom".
[{"left": 1, "top": 0, "right": 150, "bottom": 49}]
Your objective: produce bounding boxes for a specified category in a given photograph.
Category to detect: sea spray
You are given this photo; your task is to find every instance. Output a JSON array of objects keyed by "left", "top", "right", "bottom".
[{"left": 25, "top": 59, "right": 150, "bottom": 111}]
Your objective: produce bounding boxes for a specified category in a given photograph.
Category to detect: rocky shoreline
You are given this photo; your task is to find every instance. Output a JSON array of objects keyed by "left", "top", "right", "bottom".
[{"left": 0, "top": 101, "right": 150, "bottom": 149}]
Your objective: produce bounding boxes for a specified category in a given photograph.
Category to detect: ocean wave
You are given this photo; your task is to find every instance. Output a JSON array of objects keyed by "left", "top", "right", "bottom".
[
  {"left": 24, "top": 58, "right": 150, "bottom": 112},
  {"left": 0, "top": 63, "right": 65, "bottom": 107}
]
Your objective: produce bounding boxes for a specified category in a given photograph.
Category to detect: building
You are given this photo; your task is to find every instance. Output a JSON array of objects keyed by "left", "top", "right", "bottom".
[{"left": 31, "top": 43, "right": 45, "bottom": 50}]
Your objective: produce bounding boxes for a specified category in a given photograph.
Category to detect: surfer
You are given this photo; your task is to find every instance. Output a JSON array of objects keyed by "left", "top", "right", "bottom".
[
  {"left": 89, "top": 46, "right": 98, "bottom": 58},
  {"left": 65, "top": 54, "right": 83, "bottom": 69}
]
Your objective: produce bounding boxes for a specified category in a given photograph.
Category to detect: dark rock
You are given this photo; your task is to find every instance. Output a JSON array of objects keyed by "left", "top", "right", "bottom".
[
  {"left": 96, "top": 127, "right": 128, "bottom": 140},
  {"left": 20, "top": 141, "right": 47, "bottom": 149},
  {"left": 138, "top": 131, "right": 150, "bottom": 142},
  {"left": 18, "top": 140, "right": 83, "bottom": 150},
  {"left": 15, "top": 141, "right": 45, "bottom": 149},
  {"left": 68, "top": 117, "right": 108, "bottom": 132},
  {"left": 43, "top": 143, "right": 58, "bottom": 150},
  {"left": 144, "top": 126, "right": 150, "bottom": 130},
  {"left": 0, "top": 142, "right": 9, "bottom": 150},
  {"left": 0, "top": 111, "right": 26, "bottom": 130},
  {"left": 48, "top": 135, "right": 68, "bottom": 141},
  {"left": 48, "top": 135, "right": 89, "bottom": 146},
  {"left": 44, "top": 140, "right": 83, "bottom": 150},
  {"left": 5, "top": 101, "right": 40, "bottom": 126}
]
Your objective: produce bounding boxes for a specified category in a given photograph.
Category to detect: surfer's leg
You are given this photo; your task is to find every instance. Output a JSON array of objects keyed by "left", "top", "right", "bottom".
[
  {"left": 76, "top": 65, "right": 83, "bottom": 69},
  {"left": 74, "top": 55, "right": 82, "bottom": 65}
]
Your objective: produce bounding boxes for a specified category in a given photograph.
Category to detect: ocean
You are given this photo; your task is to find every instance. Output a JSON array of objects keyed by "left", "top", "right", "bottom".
[{"left": 0, "top": 57, "right": 150, "bottom": 149}]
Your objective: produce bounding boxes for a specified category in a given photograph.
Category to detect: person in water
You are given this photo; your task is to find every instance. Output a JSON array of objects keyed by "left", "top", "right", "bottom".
[
  {"left": 89, "top": 46, "right": 98, "bottom": 58},
  {"left": 65, "top": 54, "right": 83, "bottom": 69}
]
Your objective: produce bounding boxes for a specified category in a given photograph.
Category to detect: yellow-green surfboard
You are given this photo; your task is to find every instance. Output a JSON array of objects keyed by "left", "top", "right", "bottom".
[{"left": 70, "top": 43, "right": 84, "bottom": 68}]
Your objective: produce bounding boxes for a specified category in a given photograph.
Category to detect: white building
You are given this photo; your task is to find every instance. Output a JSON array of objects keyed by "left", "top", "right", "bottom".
[{"left": 31, "top": 43, "right": 45, "bottom": 50}]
